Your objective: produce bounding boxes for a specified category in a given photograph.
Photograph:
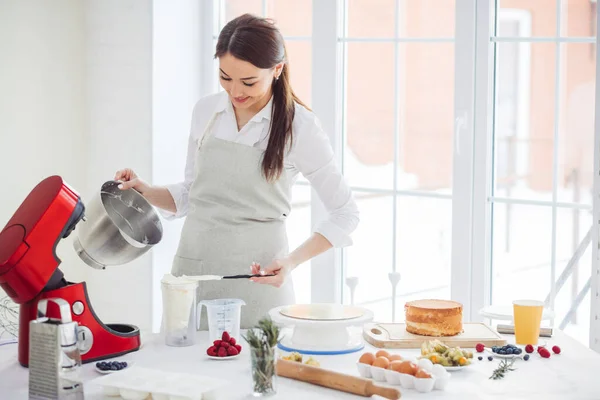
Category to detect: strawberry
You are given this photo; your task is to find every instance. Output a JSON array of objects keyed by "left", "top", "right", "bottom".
[
  {"left": 235, "top": 344, "right": 242, "bottom": 353},
  {"left": 229, "top": 337, "right": 237, "bottom": 346},
  {"left": 525, "top": 344, "right": 534, "bottom": 354},
  {"left": 475, "top": 343, "right": 485, "bottom": 353},
  {"left": 222, "top": 331, "right": 231, "bottom": 342},
  {"left": 227, "top": 346, "right": 239, "bottom": 356},
  {"left": 207, "top": 346, "right": 217, "bottom": 357},
  {"left": 217, "top": 347, "right": 228, "bottom": 357},
  {"left": 539, "top": 347, "right": 551, "bottom": 358},
  {"left": 552, "top": 345, "right": 561, "bottom": 354},
  {"left": 221, "top": 342, "right": 230, "bottom": 349},
  {"left": 213, "top": 340, "right": 222, "bottom": 347}
]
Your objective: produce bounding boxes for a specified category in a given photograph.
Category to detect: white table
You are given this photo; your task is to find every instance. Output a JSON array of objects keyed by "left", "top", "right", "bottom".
[{"left": 1, "top": 329, "right": 600, "bottom": 399}]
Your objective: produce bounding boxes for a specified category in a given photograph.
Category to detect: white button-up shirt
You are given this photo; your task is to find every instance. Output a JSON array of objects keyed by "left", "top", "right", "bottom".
[{"left": 163, "top": 91, "right": 359, "bottom": 247}]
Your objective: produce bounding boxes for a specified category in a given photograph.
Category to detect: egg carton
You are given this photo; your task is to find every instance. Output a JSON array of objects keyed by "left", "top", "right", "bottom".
[
  {"left": 90, "top": 366, "right": 228, "bottom": 400},
  {"left": 355, "top": 359, "right": 451, "bottom": 393}
]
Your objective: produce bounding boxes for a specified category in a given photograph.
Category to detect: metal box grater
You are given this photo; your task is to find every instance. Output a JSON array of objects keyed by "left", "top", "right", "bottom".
[{"left": 28, "top": 298, "right": 84, "bottom": 399}]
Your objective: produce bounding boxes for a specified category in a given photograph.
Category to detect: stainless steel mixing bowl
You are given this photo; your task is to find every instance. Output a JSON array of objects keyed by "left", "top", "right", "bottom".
[{"left": 73, "top": 180, "right": 163, "bottom": 269}]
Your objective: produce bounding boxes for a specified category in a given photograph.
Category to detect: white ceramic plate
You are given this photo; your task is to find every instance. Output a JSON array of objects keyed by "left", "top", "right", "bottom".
[
  {"left": 94, "top": 361, "right": 133, "bottom": 374},
  {"left": 443, "top": 365, "right": 469, "bottom": 371},
  {"left": 279, "top": 304, "right": 364, "bottom": 321},
  {"left": 485, "top": 349, "right": 521, "bottom": 359},
  {"left": 208, "top": 354, "right": 240, "bottom": 361}
]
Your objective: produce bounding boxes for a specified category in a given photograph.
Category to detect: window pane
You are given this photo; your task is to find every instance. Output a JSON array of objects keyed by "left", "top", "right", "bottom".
[
  {"left": 395, "top": 197, "right": 451, "bottom": 319},
  {"left": 346, "top": 0, "right": 396, "bottom": 38},
  {"left": 344, "top": 43, "right": 395, "bottom": 189},
  {"left": 399, "top": 0, "right": 455, "bottom": 38},
  {"left": 399, "top": 43, "right": 454, "bottom": 192},
  {"left": 288, "top": 185, "right": 311, "bottom": 304},
  {"left": 562, "top": 0, "right": 597, "bottom": 37},
  {"left": 493, "top": 43, "right": 556, "bottom": 202},
  {"left": 285, "top": 41, "right": 312, "bottom": 107},
  {"left": 267, "top": 0, "right": 312, "bottom": 37},
  {"left": 491, "top": 204, "right": 552, "bottom": 306},
  {"left": 553, "top": 208, "right": 592, "bottom": 346},
  {"left": 497, "top": 1, "right": 556, "bottom": 37},
  {"left": 559, "top": 43, "right": 596, "bottom": 205},
  {"left": 343, "top": 194, "right": 393, "bottom": 321},
  {"left": 224, "top": 0, "right": 263, "bottom": 22}
]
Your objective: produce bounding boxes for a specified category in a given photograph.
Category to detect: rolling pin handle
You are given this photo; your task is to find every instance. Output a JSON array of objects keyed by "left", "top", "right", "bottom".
[{"left": 366, "top": 381, "right": 401, "bottom": 399}]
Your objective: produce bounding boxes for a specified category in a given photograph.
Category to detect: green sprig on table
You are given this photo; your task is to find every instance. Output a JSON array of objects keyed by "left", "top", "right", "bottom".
[
  {"left": 243, "top": 316, "right": 281, "bottom": 395},
  {"left": 490, "top": 358, "right": 517, "bottom": 380}
]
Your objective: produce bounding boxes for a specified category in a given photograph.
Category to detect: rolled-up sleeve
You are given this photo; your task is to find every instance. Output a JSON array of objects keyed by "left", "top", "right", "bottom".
[{"left": 291, "top": 116, "right": 359, "bottom": 247}]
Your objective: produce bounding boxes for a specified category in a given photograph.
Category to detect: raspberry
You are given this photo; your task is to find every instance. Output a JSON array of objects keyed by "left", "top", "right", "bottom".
[
  {"left": 222, "top": 331, "right": 231, "bottom": 342},
  {"left": 525, "top": 345, "right": 534, "bottom": 354},
  {"left": 229, "top": 337, "right": 237, "bottom": 346},
  {"left": 207, "top": 346, "right": 217, "bottom": 357},
  {"left": 539, "top": 348, "right": 551, "bottom": 358},
  {"left": 227, "top": 346, "right": 239, "bottom": 356},
  {"left": 213, "top": 340, "right": 222, "bottom": 347},
  {"left": 235, "top": 344, "right": 242, "bottom": 353},
  {"left": 552, "top": 345, "right": 561, "bottom": 354},
  {"left": 217, "top": 347, "right": 228, "bottom": 357},
  {"left": 475, "top": 343, "right": 485, "bottom": 353},
  {"left": 221, "top": 342, "right": 230, "bottom": 349},
  {"left": 537, "top": 346, "right": 545, "bottom": 354}
]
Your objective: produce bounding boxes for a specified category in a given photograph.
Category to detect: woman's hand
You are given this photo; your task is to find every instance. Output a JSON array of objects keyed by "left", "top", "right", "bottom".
[
  {"left": 114, "top": 168, "right": 151, "bottom": 194},
  {"left": 249, "top": 258, "right": 297, "bottom": 288}
]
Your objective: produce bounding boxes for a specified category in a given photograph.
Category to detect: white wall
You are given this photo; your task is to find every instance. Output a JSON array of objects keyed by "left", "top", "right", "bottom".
[
  {"left": 0, "top": 0, "right": 87, "bottom": 283},
  {"left": 0, "top": 0, "right": 203, "bottom": 335},
  {"left": 151, "top": 0, "right": 202, "bottom": 332}
]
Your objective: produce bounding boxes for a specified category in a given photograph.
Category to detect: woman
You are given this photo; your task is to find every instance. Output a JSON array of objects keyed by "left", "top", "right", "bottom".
[{"left": 115, "top": 14, "right": 359, "bottom": 328}]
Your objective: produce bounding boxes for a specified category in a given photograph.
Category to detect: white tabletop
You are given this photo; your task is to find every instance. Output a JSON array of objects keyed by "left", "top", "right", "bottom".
[{"left": 1, "top": 329, "right": 600, "bottom": 399}]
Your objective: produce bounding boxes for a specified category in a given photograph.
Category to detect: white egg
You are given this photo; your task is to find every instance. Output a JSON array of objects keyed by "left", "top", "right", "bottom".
[
  {"left": 119, "top": 388, "right": 149, "bottom": 400},
  {"left": 103, "top": 386, "right": 120, "bottom": 396},
  {"left": 432, "top": 363, "right": 447, "bottom": 377},
  {"left": 417, "top": 358, "right": 434, "bottom": 372}
]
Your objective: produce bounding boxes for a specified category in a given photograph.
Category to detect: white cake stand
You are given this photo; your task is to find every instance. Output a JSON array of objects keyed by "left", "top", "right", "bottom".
[{"left": 268, "top": 305, "right": 374, "bottom": 355}]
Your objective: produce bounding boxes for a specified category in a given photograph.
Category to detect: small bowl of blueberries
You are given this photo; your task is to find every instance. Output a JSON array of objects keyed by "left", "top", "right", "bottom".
[
  {"left": 488, "top": 344, "right": 524, "bottom": 359},
  {"left": 95, "top": 360, "right": 130, "bottom": 374}
]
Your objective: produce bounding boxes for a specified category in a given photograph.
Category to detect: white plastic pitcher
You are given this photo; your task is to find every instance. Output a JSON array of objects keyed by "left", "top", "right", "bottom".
[
  {"left": 161, "top": 277, "right": 199, "bottom": 347},
  {"left": 199, "top": 299, "right": 246, "bottom": 343}
]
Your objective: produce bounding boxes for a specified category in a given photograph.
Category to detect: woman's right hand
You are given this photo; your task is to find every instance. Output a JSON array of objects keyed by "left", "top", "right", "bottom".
[{"left": 114, "top": 168, "right": 151, "bottom": 194}]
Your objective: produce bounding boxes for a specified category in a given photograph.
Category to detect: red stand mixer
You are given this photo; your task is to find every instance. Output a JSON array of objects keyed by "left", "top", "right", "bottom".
[{"left": 0, "top": 176, "right": 163, "bottom": 367}]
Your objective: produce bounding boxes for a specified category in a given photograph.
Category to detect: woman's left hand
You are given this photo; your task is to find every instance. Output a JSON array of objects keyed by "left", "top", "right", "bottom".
[{"left": 249, "top": 258, "right": 296, "bottom": 288}]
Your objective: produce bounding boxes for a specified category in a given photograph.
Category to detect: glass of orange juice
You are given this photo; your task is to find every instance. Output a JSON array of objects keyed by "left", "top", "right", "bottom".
[{"left": 512, "top": 300, "right": 544, "bottom": 345}]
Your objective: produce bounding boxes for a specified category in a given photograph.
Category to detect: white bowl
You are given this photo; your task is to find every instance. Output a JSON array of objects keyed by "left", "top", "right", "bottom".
[
  {"left": 356, "top": 362, "right": 372, "bottom": 378},
  {"left": 370, "top": 366, "right": 387, "bottom": 382},
  {"left": 414, "top": 377, "right": 435, "bottom": 393},
  {"left": 384, "top": 369, "right": 402, "bottom": 385},
  {"left": 398, "top": 373, "right": 415, "bottom": 389}
]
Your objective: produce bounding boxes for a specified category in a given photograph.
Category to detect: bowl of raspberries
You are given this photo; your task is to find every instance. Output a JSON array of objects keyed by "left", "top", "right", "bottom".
[{"left": 206, "top": 331, "right": 242, "bottom": 360}]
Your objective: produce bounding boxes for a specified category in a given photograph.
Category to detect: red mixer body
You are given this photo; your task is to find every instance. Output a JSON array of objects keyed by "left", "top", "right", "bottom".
[{"left": 0, "top": 176, "right": 141, "bottom": 367}]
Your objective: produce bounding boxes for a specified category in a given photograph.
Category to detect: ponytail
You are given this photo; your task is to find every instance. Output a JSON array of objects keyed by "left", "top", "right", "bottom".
[{"left": 263, "top": 58, "right": 309, "bottom": 182}]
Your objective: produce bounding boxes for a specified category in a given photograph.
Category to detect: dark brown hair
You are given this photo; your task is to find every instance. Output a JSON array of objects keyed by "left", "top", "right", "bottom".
[{"left": 215, "top": 13, "right": 309, "bottom": 182}]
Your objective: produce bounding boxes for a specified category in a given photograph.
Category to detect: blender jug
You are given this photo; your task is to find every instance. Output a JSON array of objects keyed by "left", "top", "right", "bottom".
[
  {"left": 161, "top": 277, "right": 198, "bottom": 347},
  {"left": 199, "top": 299, "right": 245, "bottom": 343}
]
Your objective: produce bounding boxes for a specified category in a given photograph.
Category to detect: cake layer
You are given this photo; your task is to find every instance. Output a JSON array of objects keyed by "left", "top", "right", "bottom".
[
  {"left": 404, "top": 299, "right": 464, "bottom": 337},
  {"left": 406, "top": 320, "right": 463, "bottom": 337}
]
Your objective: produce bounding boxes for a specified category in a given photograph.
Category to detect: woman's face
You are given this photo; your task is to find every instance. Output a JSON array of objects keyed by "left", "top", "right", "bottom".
[{"left": 219, "top": 53, "right": 282, "bottom": 111}]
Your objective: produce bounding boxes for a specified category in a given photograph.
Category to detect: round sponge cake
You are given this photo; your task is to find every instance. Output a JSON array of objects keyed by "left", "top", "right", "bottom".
[{"left": 405, "top": 299, "right": 463, "bottom": 336}]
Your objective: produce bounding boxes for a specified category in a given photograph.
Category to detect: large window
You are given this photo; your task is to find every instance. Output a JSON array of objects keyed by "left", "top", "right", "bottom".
[{"left": 204, "top": 0, "right": 600, "bottom": 350}]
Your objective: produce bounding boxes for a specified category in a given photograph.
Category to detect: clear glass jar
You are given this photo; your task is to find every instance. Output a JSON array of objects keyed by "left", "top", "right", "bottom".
[{"left": 250, "top": 346, "right": 277, "bottom": 397}]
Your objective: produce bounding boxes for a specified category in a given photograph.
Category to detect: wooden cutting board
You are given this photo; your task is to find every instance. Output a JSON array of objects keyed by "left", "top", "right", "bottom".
[{"left": 363, "top": 322, "right": 506, "bottom": 349}]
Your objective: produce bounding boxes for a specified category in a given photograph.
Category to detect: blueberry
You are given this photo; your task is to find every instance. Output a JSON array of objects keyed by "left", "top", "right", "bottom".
[
  {"left": 524, "top": 354, "right": 530, "bottom": 361},
  {"left": 488, "top": 356, "right": 493, "bottom": 361},
  {"left": 111, "top": 365, "right": 118, "bottom": 371},
  {"left": 514, "top": 348, "right": 522, "bottom": 355},
  {"left": 500, "top": 350, "right": 508, "bottom": 355},
  {"left": 478, "top": 356, "right": 483, "bottom": 361},
  {"left": 492, "top": 346, "right": 498, "bottom": 353},
  {"left": 507, "top": 344, "right": 517, "bottom": 349},
  {"left": 122, "top": 362, "right": 127, "bottom": 368},
  {"left": 506, "top": 348, "right": 514, "bottom": 355}
]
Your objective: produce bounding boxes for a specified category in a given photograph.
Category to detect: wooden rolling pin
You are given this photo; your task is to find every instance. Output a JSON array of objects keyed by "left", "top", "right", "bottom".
[{"left": 276, "top": 359, "right": 401, "bottom": 399}]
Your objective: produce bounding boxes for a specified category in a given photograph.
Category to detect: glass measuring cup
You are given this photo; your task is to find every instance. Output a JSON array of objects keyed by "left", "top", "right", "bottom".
[
  {"left": 199, "top": 299, "right": 246, "bottom": 343},
  {"left": 161, "top": 277, "right": 199, "bottom": 347}
]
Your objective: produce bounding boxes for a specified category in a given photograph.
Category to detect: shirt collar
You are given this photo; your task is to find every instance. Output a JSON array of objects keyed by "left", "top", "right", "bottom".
[{"left": 214, "top": 91, "right": 273, "bottom": 122}]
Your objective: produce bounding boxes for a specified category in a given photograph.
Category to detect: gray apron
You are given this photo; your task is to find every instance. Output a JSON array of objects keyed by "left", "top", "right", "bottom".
[{"left": 171, "top": 112, "right": 296, "bottom": 329}]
